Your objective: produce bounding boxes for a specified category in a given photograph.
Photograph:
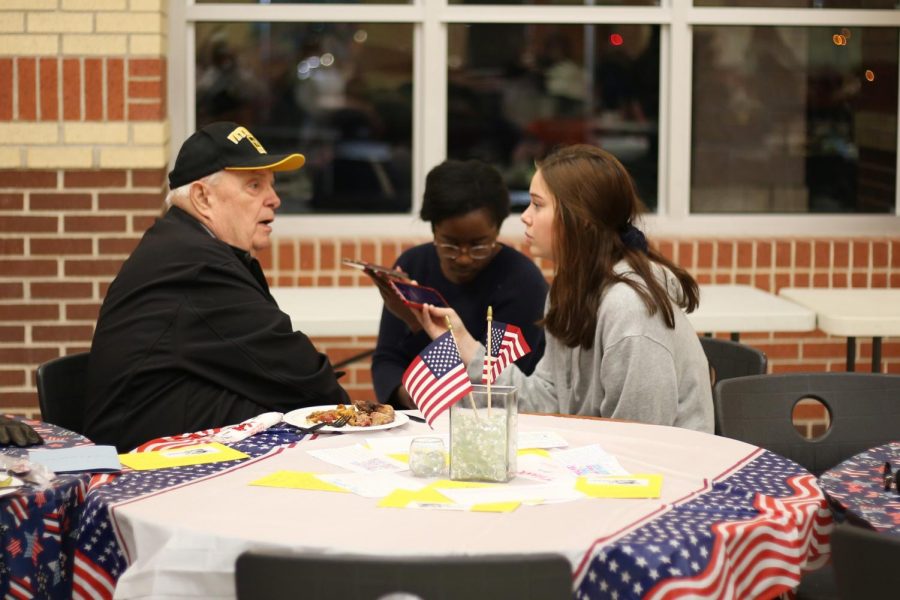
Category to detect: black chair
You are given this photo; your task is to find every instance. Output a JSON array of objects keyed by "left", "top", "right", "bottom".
[
  {"left": 699, "top": 337, "right": 767, "bottom": 386},
  {"left": 714, "top": 372, "right": 900, "bottom": 477},
  {"left": 35, "top": 352, "right": 90, "bottom": 435},
  {"left": 234, "top": 551, "right": 573, "bottom": 600},
  {"left": 831, "top": 523, "right": 900, "bottom": 599}
]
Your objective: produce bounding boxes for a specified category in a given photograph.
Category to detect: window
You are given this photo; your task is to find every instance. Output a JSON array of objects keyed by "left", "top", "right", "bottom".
[{"left": 170, "top": 2, "right": 900, "bottom": 236}]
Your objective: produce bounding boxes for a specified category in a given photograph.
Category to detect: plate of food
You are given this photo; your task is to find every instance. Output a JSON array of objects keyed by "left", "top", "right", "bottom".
[{"left": 283, "top": 401, "right": 410, "bottom": 433}]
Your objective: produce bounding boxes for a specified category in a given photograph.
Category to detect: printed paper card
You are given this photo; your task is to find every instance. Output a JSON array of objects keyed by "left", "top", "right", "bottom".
[
  {"left": 516, "top": 453, "right": 578, "bottom": 484},
  {"left": 518, "top": 431, "right": 569, "bottom": 450},
  {"left": 576, "top": 474, "right": 663, "bottom": 499},
  {"left": 378, "top": 485, "right": 518, "bottom": 512},
  {"left": 378, "top": 487, "right": 455, "bottom": 509},
  {"left": 307, "top": 444, "right": 408, "bottom": 473},
  {"left": 118, "top": 443, "right": 249, "bottom": 470},
  {"left": 249, "top": 471, "right": 348, "bottom": 493},
  {"left": 551, "top": 443, "right": 629, "bottom": 477}
]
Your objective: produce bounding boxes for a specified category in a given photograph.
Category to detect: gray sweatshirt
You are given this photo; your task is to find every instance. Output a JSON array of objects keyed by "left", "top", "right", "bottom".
[{"left": 469, "top": 261, "right": 714, "bottom": 433}]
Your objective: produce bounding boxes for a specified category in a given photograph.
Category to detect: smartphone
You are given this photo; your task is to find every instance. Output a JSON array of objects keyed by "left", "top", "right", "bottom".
[
  {"left": 341, "top": 258, "right": 411, "bottom": 281},
  {"left": 390, "top": 281, "right": 449, "bottom": 309}
]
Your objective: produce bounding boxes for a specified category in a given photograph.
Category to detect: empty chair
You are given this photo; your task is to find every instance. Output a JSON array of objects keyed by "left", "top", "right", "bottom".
[
  {"left": 235, "top": 551, "right": 573, "bottom": 600},
  {"left": 699, "top": 337, "right": 767, "bottom": 386},
  {"left": 35, "top": 352, "right": 90, "bottom": 435},
  {"left": 714, "top": 372, "right": 900, "bottom": 476},
  {"left": 831, "top": 523, "right": 899, "bottom": 599}
]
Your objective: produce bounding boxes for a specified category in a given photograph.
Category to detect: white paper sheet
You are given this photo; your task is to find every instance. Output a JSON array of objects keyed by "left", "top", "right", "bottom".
[
  {"left": 516, "top": 453, "right": 579, "bottom": 483},
  {"left": 551, "top": 443, "right": 629, "bottom": 476},
  {"left": 517, "top": 431, "right": 569, "bottom": 449},
  {"left": 317, "top": 472, "right": 427, "bottom": 497},
  {"left": 306, "top": 444, "right": 408, "bottom": 473}
]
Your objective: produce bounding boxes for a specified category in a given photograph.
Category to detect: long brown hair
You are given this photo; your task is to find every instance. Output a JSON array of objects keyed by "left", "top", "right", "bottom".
[{"left": 539, "top": 144, "right": 699, "bottom": 349}]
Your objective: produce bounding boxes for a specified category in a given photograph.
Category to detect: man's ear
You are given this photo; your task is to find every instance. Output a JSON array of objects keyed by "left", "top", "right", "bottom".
[{"left": 188, "top": 181, "right": 214, "bottom": 219}]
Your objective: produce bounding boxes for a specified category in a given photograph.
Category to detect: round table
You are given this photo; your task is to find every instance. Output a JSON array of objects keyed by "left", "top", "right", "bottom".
[
  {"left": 78, "top": 415, "right": 832, "bottom": 600},
  {"left": 0, "top": 416, "right": 93, "bottom": 599},
  {"left": 817, "top": 441, "right": 900, "bottom": 534}
]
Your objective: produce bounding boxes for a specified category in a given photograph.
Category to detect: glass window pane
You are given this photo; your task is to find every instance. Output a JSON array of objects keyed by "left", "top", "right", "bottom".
[
  {"left": 691, "top": 26, "right": 897, "bottom": 213},
  {"left": 447, "top": 23, "right": 661, "bottom": 211},
  {"left": 449, "top": 0, "right": 657, "bottom": 5},
  {"left": 197, "top": 0, "right": 410, "bottom": 4},
  {"left": 694, "top": 0, "right": 895, "bottom": 8},
  {"left": 195, "top": 22, "right": 413, "bottom": 214}
]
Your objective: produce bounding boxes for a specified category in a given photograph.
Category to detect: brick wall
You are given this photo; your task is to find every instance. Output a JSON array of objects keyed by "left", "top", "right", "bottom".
[
  {"left": 0, "top": 2, "right": 898, "bottom": 437},
  {"left": 0, "top": 0, "right": 169, "bottom": 411}
]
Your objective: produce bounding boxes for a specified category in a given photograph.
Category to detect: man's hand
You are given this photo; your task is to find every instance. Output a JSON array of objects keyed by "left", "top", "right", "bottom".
[{"left": 0, "top": 416, "right": 43, "bottom": 447}]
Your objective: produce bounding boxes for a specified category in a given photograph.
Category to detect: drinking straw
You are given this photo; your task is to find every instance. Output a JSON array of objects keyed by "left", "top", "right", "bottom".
[
  {"left": 445, "top": 316, "right": 479, "bottom": 417},
  {"left": 486, "top": 305, "right": 493, "bottom": 416}
]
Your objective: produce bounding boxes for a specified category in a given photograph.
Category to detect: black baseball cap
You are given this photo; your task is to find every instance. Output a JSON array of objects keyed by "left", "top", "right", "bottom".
[{"left": 167, "top": 122, "right": 305, "bottom": 189}]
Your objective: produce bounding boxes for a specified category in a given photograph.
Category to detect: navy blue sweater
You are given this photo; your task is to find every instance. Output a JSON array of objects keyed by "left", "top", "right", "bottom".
[{"left": 372, "top": 243, "right": 548, "bottom": 404}]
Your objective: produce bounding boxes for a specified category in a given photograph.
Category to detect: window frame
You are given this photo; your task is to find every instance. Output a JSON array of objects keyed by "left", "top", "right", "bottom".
[{"left": 169, "top": 1, "right": 900, "bottom": 239}]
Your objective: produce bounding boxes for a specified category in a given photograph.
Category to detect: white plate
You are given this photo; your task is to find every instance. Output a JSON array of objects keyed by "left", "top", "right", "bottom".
[{"left": 283, "top": 405, "right": 410, "bottom": 433}]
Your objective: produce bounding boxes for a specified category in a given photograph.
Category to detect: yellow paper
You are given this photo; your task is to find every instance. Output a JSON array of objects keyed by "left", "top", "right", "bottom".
[
  {"left": 428, "top": 479, "right": 494, "bottom": 489},
  {"left": 471, "top": 502, "right": 520, "bottom": 513},
  {"left": 518, "top": 448, "right": 551, "bottom": 458},
  {"left": 388, "top": 453, "right": 409, "bottom": 463},
  {"left": 249, "top": 471, "right": 348, "bottom": 493},
  {"left": 576, "top": 474, "right": 662, "bottom": 499},
  {"left": 378, "top": 487, "right": 454, "bottom": 508},
  {"left": 118, "top": 443, "right": 249, "bottom": 471}
]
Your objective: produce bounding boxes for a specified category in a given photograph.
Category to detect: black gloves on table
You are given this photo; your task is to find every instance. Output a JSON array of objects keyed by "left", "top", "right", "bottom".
[{"left": 0, "top": 416, "right": 43, "bottom": 447}]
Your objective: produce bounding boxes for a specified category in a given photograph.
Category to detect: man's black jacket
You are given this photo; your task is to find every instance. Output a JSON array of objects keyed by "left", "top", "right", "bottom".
[{"left": 85, "top": 206, "right": 348, "bottom": 451}]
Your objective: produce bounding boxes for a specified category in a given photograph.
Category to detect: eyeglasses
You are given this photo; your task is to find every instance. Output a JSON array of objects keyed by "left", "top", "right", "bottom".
[{"left": 434, "top": 242, "right": 496, "bottom": 261}]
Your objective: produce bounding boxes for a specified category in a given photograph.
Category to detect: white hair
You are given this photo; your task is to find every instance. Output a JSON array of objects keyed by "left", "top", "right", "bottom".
[{"left": 165, "top": 171, "right": 225, "bottom": 208}]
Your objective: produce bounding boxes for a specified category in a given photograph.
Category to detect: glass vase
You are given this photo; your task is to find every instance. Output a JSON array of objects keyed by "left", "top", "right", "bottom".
[{"left": 449, "top": 384, "right": 517, "bottom": 483}]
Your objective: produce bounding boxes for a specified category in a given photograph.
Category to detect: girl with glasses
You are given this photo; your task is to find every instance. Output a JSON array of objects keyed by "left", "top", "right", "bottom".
[{"left": 370, "top": 160, "right": 548, "bottom": 409}]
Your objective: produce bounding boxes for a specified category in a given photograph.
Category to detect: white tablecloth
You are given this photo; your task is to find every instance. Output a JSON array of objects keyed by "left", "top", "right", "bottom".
[{"left": 101, "top": 415, "right": 830, "bottom": 600}]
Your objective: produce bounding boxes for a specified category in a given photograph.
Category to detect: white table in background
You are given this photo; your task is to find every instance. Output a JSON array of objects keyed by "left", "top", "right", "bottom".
[
  {"left": 688, "top": 285, "right": 816, "bottom": 341},
  {"left": 271, "top": 286, "right": 383, "bottom": 337},
  {"left": 779, "top": 288, "right": 900, "bottom": 372}
]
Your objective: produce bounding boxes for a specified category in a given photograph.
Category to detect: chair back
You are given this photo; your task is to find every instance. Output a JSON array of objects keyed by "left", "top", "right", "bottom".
[
  {"left": 714, "top": 372, "right": 900, "bottom": 476},
  {"left": 235, "top": 551, "right": 573, "bottom": 600},
  {"left": 831, "top": 523, "right": 900, "bottom": 599},
  {"left": 35, "top": 352, "right": 90, "bottom": 435},
  {"left": 699, "top": 337, "right": 767, "bottom": 385}
]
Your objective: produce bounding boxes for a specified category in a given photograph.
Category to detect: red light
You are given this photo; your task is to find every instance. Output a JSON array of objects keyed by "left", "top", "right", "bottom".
[{"left": 610, "top": 33, "right": 624, "bottom": 46}]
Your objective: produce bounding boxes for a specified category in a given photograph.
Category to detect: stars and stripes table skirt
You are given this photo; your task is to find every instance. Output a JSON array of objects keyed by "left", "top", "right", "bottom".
[
  {"left": 817, "top": 441, "right": 900, "bottom": 534},
  {"left": 1, "top": 417, "right": 93, "bottom": 600},
  {"left": 61, "top": 416, "right": 832, "bottom": 600}
]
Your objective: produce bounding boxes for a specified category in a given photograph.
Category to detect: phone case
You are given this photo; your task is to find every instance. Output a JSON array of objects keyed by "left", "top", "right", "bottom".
[{"left": 389, "top": 281, "right": 449, "bottom": 309}]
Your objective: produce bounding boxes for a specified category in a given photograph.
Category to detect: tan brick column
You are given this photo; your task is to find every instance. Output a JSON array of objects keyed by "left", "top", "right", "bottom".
[{"left": 0, "top": 0, "right": 168, "bottom": 414}]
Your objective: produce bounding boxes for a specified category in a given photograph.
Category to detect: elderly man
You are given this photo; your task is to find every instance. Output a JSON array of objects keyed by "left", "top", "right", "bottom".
[{"left": 85, "top": 122, "right": 349, "bottom": 451}]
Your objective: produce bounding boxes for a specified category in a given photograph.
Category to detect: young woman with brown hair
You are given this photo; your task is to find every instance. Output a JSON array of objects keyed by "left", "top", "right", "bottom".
[{"left": 417, "top": 144, "right": 713, "bottom": 432}]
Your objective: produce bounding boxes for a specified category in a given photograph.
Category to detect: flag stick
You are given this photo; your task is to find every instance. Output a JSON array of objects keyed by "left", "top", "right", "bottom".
[
  {"left": 486, "top": 305, "right": 493, "bottom": 417},
  {"left": 445, "top": 315, "right": 479, "bottom": 418}
]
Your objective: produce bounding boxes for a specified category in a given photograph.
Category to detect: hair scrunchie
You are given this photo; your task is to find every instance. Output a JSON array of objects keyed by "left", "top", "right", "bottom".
[{"left": 619, "top": 223, "right": 649, "bottom": 254}]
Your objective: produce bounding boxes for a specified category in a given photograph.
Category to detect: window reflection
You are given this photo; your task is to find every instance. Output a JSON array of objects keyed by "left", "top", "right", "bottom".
[
  {"left": 195, "top": 22, "right": 413, "bottom": 214},
  {"left": 691, "top": 26, "right": 897, "bottom": 213},
  {"left": 447, "top": 24, "right": 660, "bottom": 211}
]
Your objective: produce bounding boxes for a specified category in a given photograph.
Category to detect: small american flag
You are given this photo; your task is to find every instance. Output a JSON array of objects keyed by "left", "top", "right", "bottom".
[
  {"left": 402, "top": 331, "right": 473, "bottom": 426},
  {"left": 482, "top": 321, "right": 531, "bottom": 384}
]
